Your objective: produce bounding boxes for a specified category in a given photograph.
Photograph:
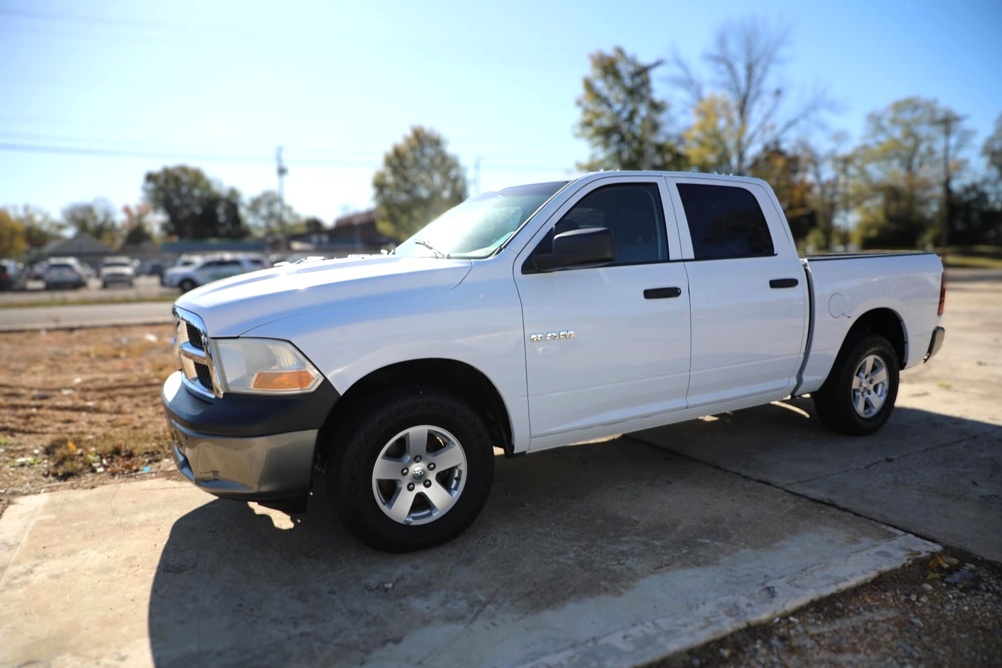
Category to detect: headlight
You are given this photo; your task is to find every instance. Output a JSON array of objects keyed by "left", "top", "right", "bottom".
[{"left": 214, "top": 338, "right": 322, "bottom": 395}]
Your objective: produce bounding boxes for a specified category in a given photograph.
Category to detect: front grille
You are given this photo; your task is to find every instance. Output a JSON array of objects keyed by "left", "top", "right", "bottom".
[
  {"left": 195, "top": 363, "right": 213, "bottom": 389},
  {"left": 186, "top": 323, "right": 204, "bottom": 350},
  {"left": 174, "top": 307, "right": 218, "bottom": 399}
]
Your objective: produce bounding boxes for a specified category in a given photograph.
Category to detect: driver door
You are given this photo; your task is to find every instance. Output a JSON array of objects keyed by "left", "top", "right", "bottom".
[{"left": 513, "top": 176, "right": 691, "bottom": 449}]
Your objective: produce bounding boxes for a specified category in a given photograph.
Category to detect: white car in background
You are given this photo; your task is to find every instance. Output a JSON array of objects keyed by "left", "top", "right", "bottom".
[
  {"left": 42, "top": 257, "right": 88, "bottom": 290},
  {"left": 163, "top": 254, "right": 269, "bottom": 292},
  {"left": 99, "top": 256, "right": 135, "bottom": 288}
]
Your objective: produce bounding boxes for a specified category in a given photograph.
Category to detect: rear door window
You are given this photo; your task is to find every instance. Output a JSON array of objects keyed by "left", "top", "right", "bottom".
[{"left": 677, "top": 183, "right": 775, "bottom": 260}]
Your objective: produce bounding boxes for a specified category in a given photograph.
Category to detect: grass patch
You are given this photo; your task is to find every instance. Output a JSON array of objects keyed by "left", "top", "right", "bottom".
[
  {"left": 943, "top": 254, "right": 1002, "bottom": 269},
  {"left": 45, "top": 438, "right": 90, "bottom": 479}
]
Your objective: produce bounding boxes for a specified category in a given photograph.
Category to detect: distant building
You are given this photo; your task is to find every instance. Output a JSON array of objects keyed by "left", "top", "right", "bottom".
[
  {"left": 161, "top": 239, "right": 268, "bottom": 256},
  {"left": 288, "top": 209, "right": 396, "bottom": 257},
  {"left": 41, "top": 233, "right": 113, "bottom": 271}
]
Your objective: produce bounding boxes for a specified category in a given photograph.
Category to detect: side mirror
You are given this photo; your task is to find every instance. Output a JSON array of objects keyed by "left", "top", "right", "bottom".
[{"left": 533, "top": 227, "right": 615, "bottom": 272}]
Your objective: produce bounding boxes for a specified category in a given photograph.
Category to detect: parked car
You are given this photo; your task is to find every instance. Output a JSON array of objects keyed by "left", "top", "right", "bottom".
[
  {"left": 99, "top": 256, "right": 135, "bottom": 288},
  {"left": 0, "top": 259, "right": 24, "bottom": 291},
  {"left": 43, "top": 258, "right": 87, "bottom": 290},
  {"left": 162, "top": 171, "right": 946, "bottom": 552},
  {"left": 162, "top": 254, "right": 269, "bottom": 292}
]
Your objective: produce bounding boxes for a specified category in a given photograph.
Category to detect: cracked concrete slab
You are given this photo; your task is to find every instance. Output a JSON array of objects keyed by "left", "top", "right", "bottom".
[{"left": 0, "top": 439, "right": 938, "bottom": 668}]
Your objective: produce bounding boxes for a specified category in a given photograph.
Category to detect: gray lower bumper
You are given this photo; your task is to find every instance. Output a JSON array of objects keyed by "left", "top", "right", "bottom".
[
  {"left": 169, "top": 419, "right": 318, "bottom": 500},
  {"left": 162, "top": 370, "right": 337, "bottom": 501}
]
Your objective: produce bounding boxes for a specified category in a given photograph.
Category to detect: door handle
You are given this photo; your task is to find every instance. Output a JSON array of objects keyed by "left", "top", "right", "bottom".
[
  {"left": 769, "top": 278, "right": 799, "bottom": 289},
  {"left": 644, "top": 287, "right": 682, "bottom": 299}
]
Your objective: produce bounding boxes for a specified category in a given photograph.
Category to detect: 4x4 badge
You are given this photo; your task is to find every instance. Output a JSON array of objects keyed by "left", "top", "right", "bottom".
[{"left": 530, "top": 330, "right": 575, "bottom": 343}]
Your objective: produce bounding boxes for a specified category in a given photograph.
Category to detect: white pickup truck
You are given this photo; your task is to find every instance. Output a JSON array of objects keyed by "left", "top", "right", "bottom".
[{"left": 162, "top": 171, "right": 946, "bottom": 551}]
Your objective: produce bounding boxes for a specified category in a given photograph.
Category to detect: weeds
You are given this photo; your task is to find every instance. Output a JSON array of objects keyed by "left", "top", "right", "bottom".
[{"left": 44, "top": 433, "right": 168, "bottom": 480}]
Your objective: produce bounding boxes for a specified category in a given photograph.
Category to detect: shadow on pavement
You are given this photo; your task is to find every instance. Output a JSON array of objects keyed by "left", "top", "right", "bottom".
[
  {"left": 145, "top": 400, "right": 976, "bottom": 667},
  {"left": 630, "top": 397, "right": 1002, "bottom": 562}
]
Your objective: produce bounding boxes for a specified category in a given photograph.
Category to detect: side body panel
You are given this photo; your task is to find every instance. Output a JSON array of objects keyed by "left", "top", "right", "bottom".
[
  {"left": 797, "top": 253, "right": 944, "bottom": 393},
  {"left": 241, "top": 256, "right": 536, "bottom": 453}
]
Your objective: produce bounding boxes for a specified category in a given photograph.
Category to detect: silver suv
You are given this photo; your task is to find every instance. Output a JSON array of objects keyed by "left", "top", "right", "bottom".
[
  {"left": 100, "top": 256, "right": 135, "bottom": 288},
  {"left": 163, "top": 254, "right": 269, "bottom": 292}
]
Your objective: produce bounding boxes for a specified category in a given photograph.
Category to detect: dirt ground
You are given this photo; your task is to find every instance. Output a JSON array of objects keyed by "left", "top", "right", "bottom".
[
  {"left": 1, "top": 322, "right": 1000, "bottom": 666},
  {"left": 0, "top": 323, "right": 181, "bottom": 514}
]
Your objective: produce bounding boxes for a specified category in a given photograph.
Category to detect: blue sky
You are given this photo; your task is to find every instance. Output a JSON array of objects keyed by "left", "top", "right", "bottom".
[{"left": 1, "top": 0, "right": 999, "bottom": 226}]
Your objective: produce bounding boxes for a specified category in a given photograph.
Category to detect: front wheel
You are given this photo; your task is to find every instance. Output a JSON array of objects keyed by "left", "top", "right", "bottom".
[
  {"left": 328, "top": 387, "right": 495, "bottom": 552},
  {"left": 813, "top": 334, "right": 900, "bottom": 436}
]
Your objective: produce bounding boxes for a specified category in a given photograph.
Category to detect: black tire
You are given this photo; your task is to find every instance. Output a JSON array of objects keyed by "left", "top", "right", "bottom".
[
  {"left": 813, "top": 334, "right": 900, "bottom": 436},
  {"left": 178, "top": 279, "right": 196, "bottom": 293},
  {"left": 328, "top": 387, "right": 495, "bottom": 552}
]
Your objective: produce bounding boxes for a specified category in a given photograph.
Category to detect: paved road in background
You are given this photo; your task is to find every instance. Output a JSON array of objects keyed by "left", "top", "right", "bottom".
[
  {"left": 0, "top": 275, "right": 176, "bottom": 331},
  {"left": 0, "top": 301, "right": 174, "bottom": 331}
]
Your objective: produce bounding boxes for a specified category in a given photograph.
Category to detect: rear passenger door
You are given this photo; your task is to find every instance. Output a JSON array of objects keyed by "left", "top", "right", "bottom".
[{"left": 670, "top": 179, "right": 808, "bottom": 408}]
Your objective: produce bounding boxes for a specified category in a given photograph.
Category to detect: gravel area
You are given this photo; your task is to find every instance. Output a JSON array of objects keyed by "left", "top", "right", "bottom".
[{"left": 655, "top": 549, "right": 1002, "bottom": 667}]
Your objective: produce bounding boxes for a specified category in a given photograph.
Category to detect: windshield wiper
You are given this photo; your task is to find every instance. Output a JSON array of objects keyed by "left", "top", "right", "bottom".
[{"left": 415, "top": 239, "right": 448, "bottom": 258}]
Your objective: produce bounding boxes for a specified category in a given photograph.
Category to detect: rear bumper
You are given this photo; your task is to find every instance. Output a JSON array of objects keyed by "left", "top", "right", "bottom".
[
  {"left": 162, "top": 370, "right": 339, "bottom": 501},
  {"left": 924, "top": 326, "right": 945, "bottom": 362}
]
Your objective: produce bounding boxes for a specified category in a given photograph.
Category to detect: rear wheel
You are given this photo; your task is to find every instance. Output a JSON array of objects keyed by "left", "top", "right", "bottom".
[
  {"left": 328, "top": 387, "right": 495, "bottom": 552},
  {"left": 178, "top": 278, "right": 196, "bottom": 292},
  {"left": 813, "top": 334, "right": 899, "bottom": 435}
]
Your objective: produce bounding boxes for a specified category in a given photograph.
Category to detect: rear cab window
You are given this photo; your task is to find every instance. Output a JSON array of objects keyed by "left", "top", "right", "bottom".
[{"left": 675, "top": 183, "right": 775, "bottom": 260}]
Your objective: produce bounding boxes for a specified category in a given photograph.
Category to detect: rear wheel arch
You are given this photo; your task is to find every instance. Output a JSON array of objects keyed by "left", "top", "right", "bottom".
[{"left": 844, "top": 308, "right": 906, "bottom": 368}]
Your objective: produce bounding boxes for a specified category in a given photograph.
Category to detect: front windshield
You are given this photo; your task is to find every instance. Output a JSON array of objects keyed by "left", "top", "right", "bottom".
[{"left": 394, "top": 181, "right": 568, "bottom": 259}]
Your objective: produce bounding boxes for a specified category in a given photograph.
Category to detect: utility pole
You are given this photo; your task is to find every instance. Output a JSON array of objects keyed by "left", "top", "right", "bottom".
[
  {"left": 276, "top": 146, "right": 289, "bottom": 250},
  {"left": 935, "top": 113, "right": 967, "bottom": 258},
  {"left": 473, "top": 157, "right": 481, "bottom": 195},
  {"left": 637, "top": 58, "right": 664, "bottom": 170}
]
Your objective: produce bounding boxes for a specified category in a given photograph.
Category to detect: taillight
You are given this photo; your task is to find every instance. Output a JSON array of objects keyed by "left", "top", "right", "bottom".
[{"left": 938, "top": 274, "right": 946, "bottom": 316}]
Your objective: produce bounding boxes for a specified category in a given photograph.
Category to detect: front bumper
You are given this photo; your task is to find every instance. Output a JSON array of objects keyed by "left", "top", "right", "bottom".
[{"left": 162, "top": 370, "right": 339, "bottom": 501}]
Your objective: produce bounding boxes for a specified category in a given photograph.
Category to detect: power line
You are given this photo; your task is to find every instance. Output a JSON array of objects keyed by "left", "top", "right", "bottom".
[
  {"left": 0, "top": 141, "right": 570, "bottom": 173},
  {"left": 0, "top": 142, "right": 380, "bottom": 168}
]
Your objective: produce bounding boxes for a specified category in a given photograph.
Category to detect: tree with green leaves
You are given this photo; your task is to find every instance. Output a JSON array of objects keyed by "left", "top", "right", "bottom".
[
  {"left": 0, "top": 205, "right": 61, "bottom": 255},
  {"left": 671, "top": 16, "right": 829, "bottom": 175},
  {"left": 121, "top": 203, "right": 156, "bottom": 245},
  {"left": 373, "top": 126, "right": 468, "bottom": 241},
  {"left": 983, "top": 113, "right": 1002, "bottom": 194},
  {"left": 851, "top": 97, "right": 972, "bottom": 248},
  {"left": 143, "top": 165, "right": 247, "bottom": 240},
  {"left": 245, "top": 190, "right": 300, "bottom": 237},
  {"left": 576, "top": 47, "right": 685, "bottom": 171},
  {"left": 748, "top": 143, "right": 816, "bottom": 242},
  {"left": 62, "top": 199, "right": 119, "bottom": 246},
  {"left": 0, "top": 208, "right": 28, "bottom": 258}
]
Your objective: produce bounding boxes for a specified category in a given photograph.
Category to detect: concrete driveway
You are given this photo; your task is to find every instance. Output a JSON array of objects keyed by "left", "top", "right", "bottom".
[{"left": 0, "top": 272, "right": 998, "bottom": 667}]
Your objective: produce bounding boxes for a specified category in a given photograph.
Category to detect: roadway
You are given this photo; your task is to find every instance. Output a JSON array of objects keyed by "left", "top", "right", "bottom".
[{"left": 0, "top": 275, "right": 176, "bottom": 331}]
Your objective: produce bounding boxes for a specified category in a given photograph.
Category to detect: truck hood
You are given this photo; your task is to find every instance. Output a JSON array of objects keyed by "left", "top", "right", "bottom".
[{"left": 175, "top": 255, "right": 473, "bottom": 336}]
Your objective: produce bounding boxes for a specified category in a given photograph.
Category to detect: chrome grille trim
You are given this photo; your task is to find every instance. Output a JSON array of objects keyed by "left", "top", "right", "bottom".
[{"left": 173, "top": 306, "right": 222, "bottom": 400}]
